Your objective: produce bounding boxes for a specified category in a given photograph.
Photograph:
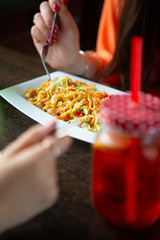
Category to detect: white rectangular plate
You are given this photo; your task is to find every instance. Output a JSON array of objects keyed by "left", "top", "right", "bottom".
[{"left": 0, "top": 71, "right": 125, "bottom": 143}]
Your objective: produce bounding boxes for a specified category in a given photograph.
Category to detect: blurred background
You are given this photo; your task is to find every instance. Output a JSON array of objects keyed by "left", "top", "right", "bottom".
[{"left": 0, "top": 0, "right": 104, "bottom": 57}]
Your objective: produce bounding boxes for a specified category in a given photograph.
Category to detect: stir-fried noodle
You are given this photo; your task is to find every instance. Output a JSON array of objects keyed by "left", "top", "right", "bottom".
[{"left": 24, "top": 76, "right": 111, "bottom": 132}]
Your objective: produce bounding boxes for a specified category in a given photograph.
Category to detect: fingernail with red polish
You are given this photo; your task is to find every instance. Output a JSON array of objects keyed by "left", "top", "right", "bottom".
[
  {"left": 53, "top": 3, "right": 60, "bottom": 12},
  {"left": 63, "top": 0, "right": 68, "bottom": 5},
  {"left": 50, "top": 39, "right": 57, "bottom": 46},
  {"left": 50, "top": 37, "right": 57, "bottom": 46},
  {"left": 48, "top": 33, "right": 51, "bottom": 40},
  {"left": 53, "top": 27, "right": 58, "bottom": 34}
]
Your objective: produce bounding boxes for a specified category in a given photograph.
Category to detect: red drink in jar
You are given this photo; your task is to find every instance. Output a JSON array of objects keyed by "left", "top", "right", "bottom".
[{"left": 92, "top": 93, "right": 160, "bottom": 228}]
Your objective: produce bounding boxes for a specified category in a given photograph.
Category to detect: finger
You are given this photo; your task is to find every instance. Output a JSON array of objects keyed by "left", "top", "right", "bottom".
[
  {"left": 50, "top": 135, "right": 73, "bottom": 157},
  {"left": 49, "top": 24, "right": 58, "bottom": 46},
  {"left": 13, "top": 135, "right": 72, "bottom": 169},
  {"left": 30, "top": 29, "right": 43, "bottom": 54},
  {"left": 54, "top": 135, "right": 73, "bottom": 157},
  {"left": 2, "top": 121, "right": 56, "bottom": 158},
  {"left": 40, "top": 135, "right": 73, "bottom": 159},
  {"left": 61, "top": 0, "right": 69, "bottom": 6},
  {"left": 53, "top": 24, "right": 59, "bottom": 34},
  {"left": 33, "top": 12, "right": 50, "bottom": 39},
  {"left": 50, "top": 34, "right": 57, "bottom": 46},
  {"left": 11, "top": 142, "right": 59, "bottom": 196},
  {"left": 49, "top": 0, "right": 75, "bottom": 31},
  {"left": 31, "top": 25, "right": 47, "bottom": 46},
  {"left": 40, "top": 1, "right": 54, "bottom": 27},
  {"left": 49, "top": 0, "right": 68, "bottom": 13},
  {"left": 49, "top": 0, "right": 61, "bottom": 13}
]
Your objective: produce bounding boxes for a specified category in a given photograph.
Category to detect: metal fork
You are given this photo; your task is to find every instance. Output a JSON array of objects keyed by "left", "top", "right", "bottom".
[{"left": 40, "top": 13, "right": 57, "bottom": 81}]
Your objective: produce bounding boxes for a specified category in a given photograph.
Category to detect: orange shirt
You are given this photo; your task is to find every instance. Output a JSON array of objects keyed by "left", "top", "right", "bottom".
[
  {"left": 95, "top": 0, "right": 124, "bottom": 86},
  {"left": 96, "top": 0, "right": 160, "bottom": 95},
  {"left": 96, "top": 0, "right": 123, "bottom": 62}
]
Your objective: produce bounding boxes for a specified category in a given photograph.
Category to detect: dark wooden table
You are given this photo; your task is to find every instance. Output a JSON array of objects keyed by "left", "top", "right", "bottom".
[{"left": 1, "top": 46, "right": 160, "bottom": 240}]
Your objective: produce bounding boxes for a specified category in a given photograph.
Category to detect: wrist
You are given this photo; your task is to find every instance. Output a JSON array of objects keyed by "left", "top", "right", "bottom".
[
  {"left": 69, "top": 50, "right": 104, "bottom": 81},
  {"left": 69, "top": 50, "right": 88, "bottom": 77},
  {"left": 78, "top": 50, "right": 88, "bottom": 77}
]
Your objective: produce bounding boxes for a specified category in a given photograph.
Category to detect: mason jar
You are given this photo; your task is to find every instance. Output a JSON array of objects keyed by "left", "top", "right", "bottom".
[{"left": 91, "top": 93, "right": 160, "bottom": 228}]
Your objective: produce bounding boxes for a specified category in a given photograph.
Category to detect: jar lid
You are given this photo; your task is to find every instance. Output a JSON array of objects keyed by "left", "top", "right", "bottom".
[{"left": 100, "top": 92, "right": 160, "bottom": 136}]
